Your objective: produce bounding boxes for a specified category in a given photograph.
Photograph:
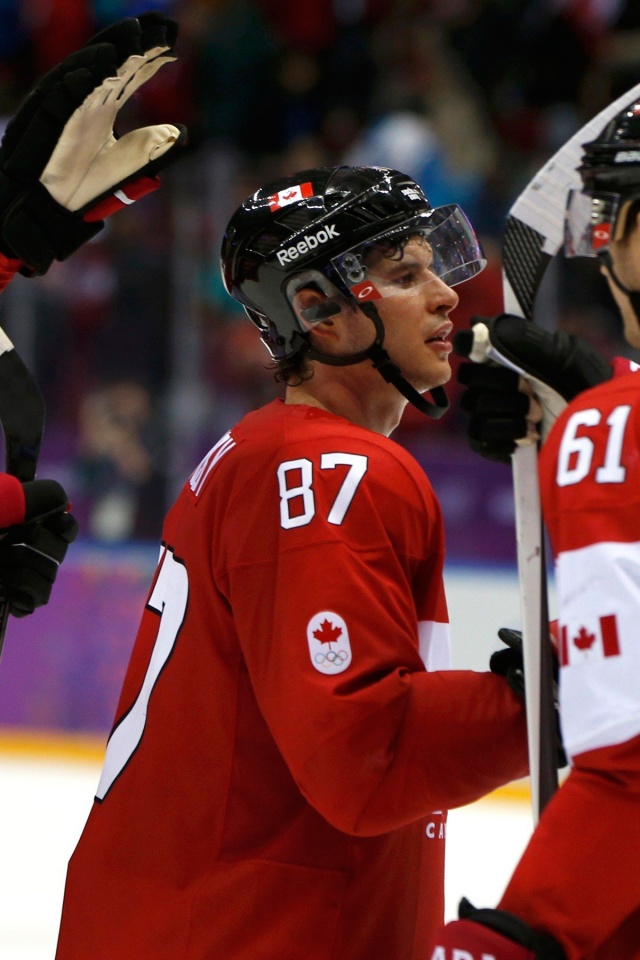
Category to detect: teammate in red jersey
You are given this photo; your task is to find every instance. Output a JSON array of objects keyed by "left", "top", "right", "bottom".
[
  {"left": 431, "top": 100, "right": 640, "bottom": 959},
  {"left": 55, "top": 165, "right": 533, "bottom": 960}
]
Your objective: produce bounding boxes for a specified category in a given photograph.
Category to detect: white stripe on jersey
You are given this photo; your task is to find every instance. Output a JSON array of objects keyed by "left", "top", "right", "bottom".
[
  {"left": 418, "top": 621, "right": 451, "bottom": 671},
  {"left": 557, "top": 538, "right": 640, "bottom": 759},
  {"left": 189, "top": 432, "right": 236, "bottom": 497}
]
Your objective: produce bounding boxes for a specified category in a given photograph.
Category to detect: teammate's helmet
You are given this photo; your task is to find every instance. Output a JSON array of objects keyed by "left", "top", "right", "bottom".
[
  {"left": 579, "top": 99, "right": 640, "bottom": 196},
  {"left": 221, "top": 165, "right": 484, "bottom": 359},
  {"left": 566, "top": 99, "right": 640, "bottom": 257}
]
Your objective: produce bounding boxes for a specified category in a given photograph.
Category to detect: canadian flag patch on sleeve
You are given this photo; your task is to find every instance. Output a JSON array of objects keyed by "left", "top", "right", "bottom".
[{"left": 269, "top": 181, "right": 314, "bottom": 212}]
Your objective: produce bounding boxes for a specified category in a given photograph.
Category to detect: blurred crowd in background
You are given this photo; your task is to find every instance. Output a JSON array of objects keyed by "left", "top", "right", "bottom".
[{"left": 1, "top": 0, "right": 640, "bottom": 544}]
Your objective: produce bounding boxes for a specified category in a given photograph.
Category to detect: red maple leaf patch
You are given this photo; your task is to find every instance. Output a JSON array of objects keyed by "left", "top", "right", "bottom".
[
  {"left": 313, "top": 619, "right": 343, "bottom": 646},
  {"left": 573, "top": 626, "right": 596, "bottom": 651}
]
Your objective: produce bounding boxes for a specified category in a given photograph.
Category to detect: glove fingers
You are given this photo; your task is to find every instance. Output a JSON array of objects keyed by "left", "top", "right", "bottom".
[
  {"left": 457, "top": 362, "right": 520, "bottom": 391},
  {"left": 113, "top": 53, "right": 177, "bottom": 107},
  {"left": 469, "top": 415, "right": 527, "bottom": 448},
  {"left": 137, "top": 12, "right": 179, "bottom": 50},
  {"left": 43, "top": 511, "right": 79, "bottom": 545},
  {"left": 4, "top": 60, "right": 119, "bottom": 182},
  {"left": 84, "top": 17, "right": 146, "bottom": 60},
  {"left": 497, "top": 627, "right": 524, "bottom": 651},
  {"left": 460, "top": 388, "right": 529, "bottom": 417},
  {"left": 1, "top": 569, "right": 53, "bottom": 616},
  {"left": 86, "top": 14, "right": 178, "bottom": 60}
]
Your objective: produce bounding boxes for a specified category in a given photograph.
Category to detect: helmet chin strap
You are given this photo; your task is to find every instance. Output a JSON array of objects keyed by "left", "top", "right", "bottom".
[
  {"left": 598, "top": 250, "right": 640, "bottom": 323},
  {"left": 304, "top": 300, "right": 449, "bottom": 420}
]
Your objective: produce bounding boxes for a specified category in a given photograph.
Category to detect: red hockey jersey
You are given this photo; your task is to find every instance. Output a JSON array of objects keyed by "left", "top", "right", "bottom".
[
  {"left": 500, "top": 372, "right": 640, "bottom": 959},
  {"left": 56, "top": 399, "right": 527, "bottom": 960}
]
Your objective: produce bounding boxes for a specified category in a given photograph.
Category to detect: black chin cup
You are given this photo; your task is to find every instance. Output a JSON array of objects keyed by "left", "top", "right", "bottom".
[{"left": 597, "top": 249, "right": 640, "bottom": 322}]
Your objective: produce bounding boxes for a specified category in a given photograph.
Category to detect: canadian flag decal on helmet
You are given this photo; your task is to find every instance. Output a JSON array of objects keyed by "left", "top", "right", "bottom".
[{"left": 269, "top": 181, "right": 314, "bottom": 211}]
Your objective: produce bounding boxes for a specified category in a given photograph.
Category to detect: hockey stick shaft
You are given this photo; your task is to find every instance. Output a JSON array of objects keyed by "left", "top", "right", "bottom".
[{"left": 502, "top": 278, "right": 557, "bottom": 824}]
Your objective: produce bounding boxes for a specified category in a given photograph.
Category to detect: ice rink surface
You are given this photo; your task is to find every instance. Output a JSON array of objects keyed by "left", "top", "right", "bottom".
[{"left": 0, "top": 746, "right": 535, "bottom": 960}]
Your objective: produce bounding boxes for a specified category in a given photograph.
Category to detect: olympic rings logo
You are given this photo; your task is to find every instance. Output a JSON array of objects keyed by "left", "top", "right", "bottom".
[{"left": 314, "top": 649, "right": 349, "bottom": 665}]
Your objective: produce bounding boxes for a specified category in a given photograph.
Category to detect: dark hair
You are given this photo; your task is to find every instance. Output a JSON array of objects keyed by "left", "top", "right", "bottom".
[{"left": 272, "top": 350, "right": 313, "bottom": 386}]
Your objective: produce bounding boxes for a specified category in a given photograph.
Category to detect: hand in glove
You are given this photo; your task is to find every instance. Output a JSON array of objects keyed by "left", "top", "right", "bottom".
[
  {"left": 491, "top": 626, "right": 567, "bottom": 768},
  {"left": 454, "top": 314, "right": 613, "bottom": 463},
  {"left": 430, "top": 898, "right": 566, "bottom": 960},
  {"left": 0, "top": 12, "right": 187, "bottom": 276},
  {"left": 0, "top": 476, "right": 78, "bottom": 616}
]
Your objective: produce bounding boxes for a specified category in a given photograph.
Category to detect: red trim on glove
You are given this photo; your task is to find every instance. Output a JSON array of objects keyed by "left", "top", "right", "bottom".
[
  {"left": 83, "top": 175, "right": 161, "bottom": 222},
  {"left": 0, "top": 252, "right": 23, "bottom": 293},
  {"left": 0, "top": 473, "right": 26, "bottom": 528}
]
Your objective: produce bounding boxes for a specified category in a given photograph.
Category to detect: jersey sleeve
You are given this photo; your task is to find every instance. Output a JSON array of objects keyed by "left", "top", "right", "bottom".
[{"left": 216, "top": 432, "right": 528, "bottom": 836}]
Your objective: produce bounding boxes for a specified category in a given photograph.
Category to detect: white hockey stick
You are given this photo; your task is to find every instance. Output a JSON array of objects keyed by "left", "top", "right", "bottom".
[{"left": 499, "top": 80, "right": 640, "bottom": 823}]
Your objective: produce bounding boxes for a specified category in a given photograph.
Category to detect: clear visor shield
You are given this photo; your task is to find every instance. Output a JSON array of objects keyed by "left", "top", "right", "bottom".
[
  {"left": 330, "top": 205, "right": 486, "bottom": 303},
  {"left": 564, "top": 189, "right": 621, "bottom": 258}
]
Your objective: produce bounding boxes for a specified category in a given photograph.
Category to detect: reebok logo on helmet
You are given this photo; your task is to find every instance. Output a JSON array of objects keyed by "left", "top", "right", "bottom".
[{"left": 277, "top": 224, "right": 340, "bottom": 266}]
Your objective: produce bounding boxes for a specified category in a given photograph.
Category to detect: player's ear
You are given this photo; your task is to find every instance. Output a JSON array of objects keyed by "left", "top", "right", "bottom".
[{"left": 291, "top": 288, "right": 342, "bottom": 332}]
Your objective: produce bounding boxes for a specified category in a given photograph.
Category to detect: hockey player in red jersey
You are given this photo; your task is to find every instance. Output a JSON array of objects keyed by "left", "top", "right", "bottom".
[
  {"left": 431, "top": 100, "right": 640, "bottom": 959},
  {"left": 55, "top": 165, "right": 534, "bottom": 960}
]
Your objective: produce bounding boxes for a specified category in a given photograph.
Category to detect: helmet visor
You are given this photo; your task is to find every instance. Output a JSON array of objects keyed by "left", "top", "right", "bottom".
[
  {"left": 330, "top": 205, "right": 485, "bottom": 303},
  {"left": 564, "top": 189, "right": 621, "bottom": 258}
]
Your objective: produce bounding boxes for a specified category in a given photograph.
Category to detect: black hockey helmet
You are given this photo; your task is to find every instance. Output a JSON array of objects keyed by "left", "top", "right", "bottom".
[
  {"left": 566, "top": 98, "right": 640, "bottom": 258},
  {"left": 221, "top": 166, "right": 484, "bottom": 357}
]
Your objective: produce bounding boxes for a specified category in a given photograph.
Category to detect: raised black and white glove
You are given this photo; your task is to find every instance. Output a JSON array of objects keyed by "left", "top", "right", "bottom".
[
  {"left": 454, "top": 314, "right": 613, "bottom": 463},
  {"left": 0, "top": 477, "right": 78, "bottom": 616},
  {"left": 491, "top": 626, "right": 567, "bottom": 768},
  {"left": 0, "top": 12, "right": 187, "bottom": 275}
]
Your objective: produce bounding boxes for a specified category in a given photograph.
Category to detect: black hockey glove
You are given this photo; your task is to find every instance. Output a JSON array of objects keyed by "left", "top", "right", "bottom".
[
  {"left": 0, "top": 478, "right": 78, "bottom": 616},
  {"left": 0, "top": 12, "right": 187, "bottom": 275},
  {"left": 491, "top": 627, "right": 567, "bottom": 768},
  {"left": 430, "top": 898, "right": 566, "bottom": 960},
  {"left": 454, "top": 314, "right": 613, "bottom": 464}
]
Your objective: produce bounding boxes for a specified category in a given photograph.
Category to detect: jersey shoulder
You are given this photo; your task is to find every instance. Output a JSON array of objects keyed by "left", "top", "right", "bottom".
[{"left": 217, "top": 399, "right": 437, "bottom": 503}]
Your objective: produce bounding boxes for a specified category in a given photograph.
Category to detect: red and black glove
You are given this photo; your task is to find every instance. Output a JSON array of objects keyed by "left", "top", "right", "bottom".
[
  {"left": 431, "top": 898, "right": 566, "bottom": 960},
  {"left": 0, "top": 476, "right": 78, "bottom": 616},
  {"left": 0, "top": 12, "right": 187, "bottom": 279}
]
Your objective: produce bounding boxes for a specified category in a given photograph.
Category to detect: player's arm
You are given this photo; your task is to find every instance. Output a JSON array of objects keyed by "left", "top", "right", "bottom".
[
  {"left": 225, "top": 443, "right": 530, "bottom": 835},
  {"left": 0, "top": 475, "right": 77, "bottom": 616},
  {"left": 0, "top": 12, "right": 187, "bottom": 290}
]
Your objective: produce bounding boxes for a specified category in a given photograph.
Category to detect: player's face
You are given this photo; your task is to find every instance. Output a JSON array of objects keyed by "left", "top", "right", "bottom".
[
  {"left": 363, "top": 236, "right": 459, "bottom": 391},
  {"left": 602, "top": 214, "right": 640, "bottom": 349}
]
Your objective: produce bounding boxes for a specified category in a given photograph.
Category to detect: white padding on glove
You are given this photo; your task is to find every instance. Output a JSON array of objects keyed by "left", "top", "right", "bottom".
[{"left": 41, "top": 46, "right": 180, "bottom": 212}]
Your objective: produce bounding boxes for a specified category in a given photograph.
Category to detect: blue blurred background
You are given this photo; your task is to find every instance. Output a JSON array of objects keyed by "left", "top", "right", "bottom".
[{"left": 0, "top": 0, "right": 638, "bottom": 739}]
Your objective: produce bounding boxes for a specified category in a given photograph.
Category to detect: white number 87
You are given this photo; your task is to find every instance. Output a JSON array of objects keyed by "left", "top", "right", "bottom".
[{"left": 277, "top": 453, "right": 368, "bottom": 529}]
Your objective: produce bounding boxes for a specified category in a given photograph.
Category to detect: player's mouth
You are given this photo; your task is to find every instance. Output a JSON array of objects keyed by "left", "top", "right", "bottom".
[{"left": 425, "top": 321, "right": 453, "bottom": 352}]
